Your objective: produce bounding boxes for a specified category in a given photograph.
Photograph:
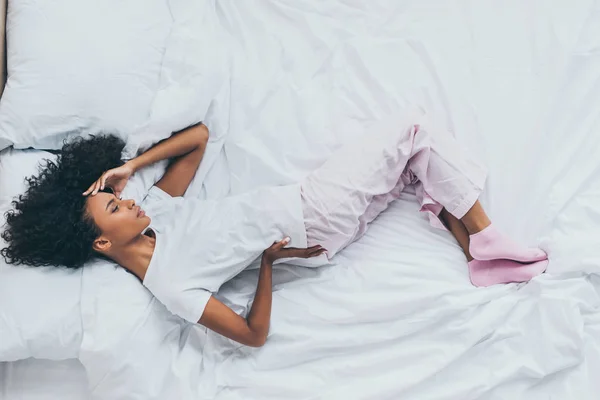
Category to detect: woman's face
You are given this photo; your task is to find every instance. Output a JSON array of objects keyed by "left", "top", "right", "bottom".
[{"left": 85, "top": 192, "right": 151, "bottom": 252}]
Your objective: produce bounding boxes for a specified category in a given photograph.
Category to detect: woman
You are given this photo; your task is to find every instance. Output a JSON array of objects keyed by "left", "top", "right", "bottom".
[{"left": 1, "top": 109, "right": 548, "bottom": 347}]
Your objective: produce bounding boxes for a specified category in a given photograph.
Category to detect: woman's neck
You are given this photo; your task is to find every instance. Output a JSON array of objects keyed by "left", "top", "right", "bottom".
[{"left": 109, "top": 231, "right": 156, "bottom": 282}]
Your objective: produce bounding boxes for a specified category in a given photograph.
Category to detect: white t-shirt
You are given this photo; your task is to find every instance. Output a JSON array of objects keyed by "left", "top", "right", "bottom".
[{"left": 139, "top": 184, "right": 308, "bottom": 323}]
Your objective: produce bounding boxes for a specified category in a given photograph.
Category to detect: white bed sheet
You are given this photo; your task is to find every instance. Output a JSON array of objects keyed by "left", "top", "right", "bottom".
[
  {"left": 76, "top": 0, "right": 600, "bottom": 398},
  {"left": 207, "top": 1, "right": 600, "bottom": 397},
  {"left": 0, "top": 359, "right": 90, "bottom": 400}
]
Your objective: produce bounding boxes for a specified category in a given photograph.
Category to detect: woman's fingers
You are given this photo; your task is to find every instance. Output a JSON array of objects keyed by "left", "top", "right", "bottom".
[
  {"left": 83, "top": 171, "right": 113, "bottom": 196},
  {"left": 281, "top": 245, "right": 326, "bottom": 259},
  {"left": 308, "top": 246, "right": 327, "bottom": 258},
  {"left": 92, "top": 179, "right": 102, "bottom": 195},
  {"left": 100, "top": 170, "right": 117, "bottom": 191},
  {"left": 94, "top": 172, "right": 111, "bottom": 195},
  {"left": 87, "top": 180, "right": 98, "bottom": 196},
  {"left": 83, "top": 182, "right": 95, "bottom": 195},
  {"left": 83, "top": 178, "right": 101, "bottom": 196},
  {"left": 309, "top": 247, "right": 327, "bottom": 257},
  {"left": 279, "top": 237, "right": 291, "bottom": 247},
  {"left": 271, "top": 237, "right": 290, "bottom": 251},
  {"left": 265, "top": 239, "right": 327, "bottom": 261},
  {"left": 100, "top": 173, "right": 109, "bottom": 190}
]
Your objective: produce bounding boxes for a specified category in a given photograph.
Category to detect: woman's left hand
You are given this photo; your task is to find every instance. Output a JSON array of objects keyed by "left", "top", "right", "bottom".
[
  {"left": 83, "top": 163, "right": 135, "bottom": 197},
  {"left": 262, "top": 238, "right": 327, "bottom": 264}
]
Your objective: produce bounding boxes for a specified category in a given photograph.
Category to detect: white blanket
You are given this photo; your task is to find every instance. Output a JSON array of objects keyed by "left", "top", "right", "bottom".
[{"left": 81, "top": 0, "right": 600, "bottom": 399}]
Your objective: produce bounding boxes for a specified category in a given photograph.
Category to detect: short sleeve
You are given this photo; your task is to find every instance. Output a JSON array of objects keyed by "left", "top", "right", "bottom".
[{"left": 164, "top": 287, "right": 212, "bottom": 324}]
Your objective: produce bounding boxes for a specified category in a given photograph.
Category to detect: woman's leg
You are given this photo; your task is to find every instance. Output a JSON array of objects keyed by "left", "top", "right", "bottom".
[
  {"left": 458, "top": 201, "right": 491, "bottom": 235},
  {"left": 301, "top": 106, "right": 488, "bottom": 258},
  {"left": 301, "top": 107, "right": 546, "bottom": 284},
  {"left": 405, "top": 117, "right": 547, "bottom": 263},
  {"left": 300, "top": 113, "right": 417, "bottom": 258},
  {"left": 460, "top": 201, "right": 546, "bottom": 262},
  {"left": 439, "top": 208, "right": 473, "bottom": 261},
  {"left": 440, "top": 207, "right": 548, "bottom": 287}
]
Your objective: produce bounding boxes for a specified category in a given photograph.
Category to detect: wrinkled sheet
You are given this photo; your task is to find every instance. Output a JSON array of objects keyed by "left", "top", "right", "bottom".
[
  {"left": 0, "top": 359, "right": 89, "bottom": 400},
  {"left": 85, "top": 0, "right": 600, "bottom": 399}
]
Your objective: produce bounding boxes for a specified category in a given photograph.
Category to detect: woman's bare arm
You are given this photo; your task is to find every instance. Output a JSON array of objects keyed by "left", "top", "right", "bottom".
[
  {"left": 199, "top": 259, "right": 273, "bottom": 347},
  {"left": 198, "top": 239, "right": 326, "bottom": 347},
  {"left": 128, "top": 123, "right": 209, "bottom": 197}
]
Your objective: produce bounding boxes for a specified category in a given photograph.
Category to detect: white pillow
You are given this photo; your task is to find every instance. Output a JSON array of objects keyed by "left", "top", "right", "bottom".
[
  {"left": 0, "top": 148, "right": 83, "bottom": 361},
  {"left": 123, "top": 0, "right": 231, "bottom": 159},
  {"left": 79, "top": 261, "right": 208, "bottom": 400},
  {"left": 0, "top": 0, "right": 172, "bottom": 151}
]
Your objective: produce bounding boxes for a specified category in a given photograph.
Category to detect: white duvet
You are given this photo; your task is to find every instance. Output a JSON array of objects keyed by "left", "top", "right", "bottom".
[{"left": 78, "top": 1, "right": 600, "bottom": 399}]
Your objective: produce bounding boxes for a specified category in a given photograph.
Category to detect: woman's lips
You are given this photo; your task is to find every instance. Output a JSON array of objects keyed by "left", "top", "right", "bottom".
[{"left": 137, "top": 208, "right": 145, "bottom": 218}]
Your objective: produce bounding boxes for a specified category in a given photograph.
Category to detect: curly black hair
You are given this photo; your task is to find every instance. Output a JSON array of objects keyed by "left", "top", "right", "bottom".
[{"left": 1, "top": 134, "right": 126, "bottom": 268}]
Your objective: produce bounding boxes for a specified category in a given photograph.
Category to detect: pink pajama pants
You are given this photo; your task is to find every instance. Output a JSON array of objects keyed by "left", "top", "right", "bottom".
[{"left": 300, "top": 107, "right": 487, "bottom": 258}]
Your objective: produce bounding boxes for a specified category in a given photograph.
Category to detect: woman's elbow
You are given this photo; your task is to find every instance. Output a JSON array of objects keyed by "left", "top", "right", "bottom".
[
  {"left": 245, "top": 331, "right": 268, "bottom": 347},
  {"left": 248, "top": 337, "right": 267, "bottom": 347},
  {"left": 196, "top": 123, "right": 209, "bottom": 148}
]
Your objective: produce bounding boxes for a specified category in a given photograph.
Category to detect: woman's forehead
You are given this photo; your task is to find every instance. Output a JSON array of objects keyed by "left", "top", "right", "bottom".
[{"left": 86, "top": 192, "right": 114, "bottom": 212}]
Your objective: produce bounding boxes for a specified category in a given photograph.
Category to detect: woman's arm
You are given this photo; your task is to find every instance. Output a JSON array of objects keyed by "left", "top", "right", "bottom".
[
  {"left": 200, "top": 258, "right": 273, "bottom": 347},
  {"left": 84, "top": 123, "right": 209, "bottom": 197},
  {"left": 129, "top": 123, "right": 209, "bottom": 197},
  {"left": 199, "top": 239, "right": 326, "bottom": 347}
]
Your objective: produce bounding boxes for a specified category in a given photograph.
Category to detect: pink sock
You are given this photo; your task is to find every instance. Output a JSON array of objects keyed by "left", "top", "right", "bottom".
[
  {"left": 469, "top": 224, "right": 547, "bottom": 262},
  {"left": 468, "top": 258, "right": 548, "bottom": 287}
]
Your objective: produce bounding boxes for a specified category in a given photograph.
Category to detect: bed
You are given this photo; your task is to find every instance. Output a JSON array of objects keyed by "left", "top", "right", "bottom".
[
  {"left": 2, "top": 0, "right": 600, "bottom": 399},
  {"left": 0, "top": 359, "right": 89, "bottom": 400}
]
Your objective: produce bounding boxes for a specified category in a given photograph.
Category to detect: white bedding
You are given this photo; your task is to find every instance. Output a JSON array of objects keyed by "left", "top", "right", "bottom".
[
  {"left": 6, "top": 0, "right": 600, "bottom": 398},
  {"left": 0, "top": 359, "right": 89, "bottom": 400}
]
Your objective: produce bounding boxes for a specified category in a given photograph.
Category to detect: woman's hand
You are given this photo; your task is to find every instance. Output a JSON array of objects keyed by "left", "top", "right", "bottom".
[
  {"left": 82, "top": 162, "right": 135, "bottom": 197},
  {"left": 262, "top": 237, "right": 327, "bottom": 264},
  {"left": 200, "top": 238, "right": 326, "bottom": 348}
]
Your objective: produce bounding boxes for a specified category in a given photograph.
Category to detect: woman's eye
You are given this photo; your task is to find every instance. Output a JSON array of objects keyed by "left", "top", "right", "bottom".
[{"left": 113, "top": 206, "right": 119, "bottom": 213}]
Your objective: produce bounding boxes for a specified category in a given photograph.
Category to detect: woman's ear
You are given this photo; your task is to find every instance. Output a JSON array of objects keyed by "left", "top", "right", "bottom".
[{"left": 93, "top": 237, "right": 112, "bottom": 253}]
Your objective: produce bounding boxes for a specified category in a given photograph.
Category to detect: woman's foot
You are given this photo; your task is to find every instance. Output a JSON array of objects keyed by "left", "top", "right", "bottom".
[
  {"left": 468, "top": 258, "right": 548, "bottom": 287},
  {"left": 469, "top": 224, "right": 547, "bottom": 262}
]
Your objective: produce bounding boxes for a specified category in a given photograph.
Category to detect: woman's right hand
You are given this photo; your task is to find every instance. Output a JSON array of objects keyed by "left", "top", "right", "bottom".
[
  {"left": 82, "top": 162, "right": 135, "bottom": 197},
  {"left": 262, "top": 237, "right": 327, "bottom": 264}
]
